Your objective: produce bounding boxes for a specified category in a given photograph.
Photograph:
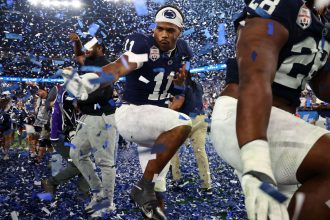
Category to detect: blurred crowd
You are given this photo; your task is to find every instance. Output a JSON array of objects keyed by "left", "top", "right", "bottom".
[{"left": 0, "top": 0, "right": 242, "bottom": 78}]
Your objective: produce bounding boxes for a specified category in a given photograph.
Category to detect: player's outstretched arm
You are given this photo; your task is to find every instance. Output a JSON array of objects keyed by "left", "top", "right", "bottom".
[
  {"left": 236, "top": 17, "right": 289, "bottom": 220},
  {"left": 101, "top": 55, "right": 138, "bottom": 82}
]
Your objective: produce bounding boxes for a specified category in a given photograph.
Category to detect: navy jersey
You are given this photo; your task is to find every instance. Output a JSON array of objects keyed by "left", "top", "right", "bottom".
[
  {"left": 0, "top": 111, "right": 11, "bottom": 132},
  {"left": 122, "top": 33, "right": 193, "bottom": 107},
  {"left": 85, "top": 56, "right": 110, "bottom": 67},
  {"left": 78, "top": 56, "right": 116, "bottom": 115},
  {"left": 233, "top": 0, "right": 330, "bottom": 107},
  {"left": 179, "top": 82, "right": 204, "bottom": 116}
]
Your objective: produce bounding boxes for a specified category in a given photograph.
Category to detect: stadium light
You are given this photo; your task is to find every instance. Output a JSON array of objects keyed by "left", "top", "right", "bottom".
[
  {"left": 28, "top": 0, "right": 82, "bottom": 9},
  {"left": 72, "top": 0, "right": 82, "bottom": 8}
]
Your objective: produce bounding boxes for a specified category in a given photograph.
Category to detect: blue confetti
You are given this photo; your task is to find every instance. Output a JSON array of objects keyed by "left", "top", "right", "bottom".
[
  {"left": 255, "top": 7, "right": 271, "bottom": 18},
  {"left": 218, "top": 23, "right": 226, "bottom": 46},
  {"left": 183, "top": 28, "right": 195, "bottom": 37},
  {"left": 92, "top": 198, "right": 110, "bottom": 211},
  {"left": 88, "top": 73, "right": 115, "bottom": 84},
  {"left": 185, "top": 62, "right": 191, "bottom": 71},
  {"left": 30, "top": 58, "right": 42, "bottom": 66},
  {"left": 133, "top": 0, "right": 148, "bottom": 16},
  {"left": 97, "top": 19, "right": 106, "bottom": 26},
  {"left": 226, "top": 211, "right": 233, "bottom": 220},
  {"left": 203, "top": 28, "right": 212, "bottom": 39},
  {"left": 5, "top": 33, "right": 23, "bottom": 41},
  {"left": 88, "top": 23, "right": 100, "bottom": 37},
  {"left": 108, "top": 99, "right": 116, "bottom": 107},
  {"left": 6, "top": 0, "right": 14, "bottom": 7},
  {"left": 33, "top": 170, "right": 40, "bottom": 181},
  {"left": 77, "top": 19, "right": 84, "bottom": 28},
  {"left": 50, "top": 69, "right": 64, "bottom": 79},
  {"left": 179, "top": 114, "right": 189, "bottom": 121},
  {"left": 19, "top": 151, "right": 29, "bottom": 158},
  {"left": 198, "top": 73, "right": 206, "bottom": 78},
  {"left": 267, "top": 22, "right": 274, "bottom": 36},
  {"left": 37, "top": 192, "right": 53, "bottom": 201},
  {"left": 64, "top": 142, "right": 77, "bottom": 149},
  {"left": 52, "top": 59, "right": 65, "bottom": 65},
  {"left": 32, "top": 67, "right": 41, "bottom": 73},
  {"left": 95, "top": 103, "right": 101, "bottom": 109},
  {"left": 189, "top": 112, "right": 197, "bottom": 119},
  {"left": 153, "top": 67, "right": 165, "bottom": 73},
  {"left": 199, "top": 43, "right": 213, "bottom": 55},
  {"left": 115, "top": 101, "right": 123, "bottom": 107},
  {"left": 204, "top": 118, "right": 212, "bottom": 123},
  {"left": 105, "top": 124, "right": 112, "bottom": 129},
  {"left": 3, "top": 84, "right": 19, "bottom": 91},
  {"left": 100, "top": 31, "right": 107, "bottom": 38},
  {"left": 80, "top": 65, "right": 102, "bottom": 72},
  {"left": 251, "top": 51, "right": 257, "bottom": 61},
  {"left": 103, "top": 141, "right": 109, "bottom": 149},
  {"left": 148, "top": 23, "right": 157, "bottom": 29},
  {"left": 152, "top": 0, "right": 165, "bottom": 4},
  {"left": 259, "top": 182, "right": 287, "bottom": 203},
  {"left": 151, "top": 144, "right": 166, "bottom": 154}
]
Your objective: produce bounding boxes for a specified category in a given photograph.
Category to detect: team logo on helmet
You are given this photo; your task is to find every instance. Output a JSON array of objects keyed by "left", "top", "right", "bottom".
[
  {"left": 163, "top": 9, "right": 176, "bottom": 19},
  {"left": 297, "top": 4, "right": 312, "bottom": 30},
  {"left": 149, "top": 46, "right": 160, "bottom": 62}
]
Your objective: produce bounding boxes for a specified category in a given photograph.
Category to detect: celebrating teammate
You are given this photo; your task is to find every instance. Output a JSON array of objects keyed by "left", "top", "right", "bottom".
[
  {"left": 100, "top": 5, "right": 192, "bottom": 219},
  {"left": 211, "top": 0, "right": 330, "bottom": 219}
]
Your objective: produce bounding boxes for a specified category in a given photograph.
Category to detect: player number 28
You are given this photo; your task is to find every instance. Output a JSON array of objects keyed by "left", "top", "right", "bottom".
[{"left": 249, "top": 0, "right": 280, "bottom": 15}]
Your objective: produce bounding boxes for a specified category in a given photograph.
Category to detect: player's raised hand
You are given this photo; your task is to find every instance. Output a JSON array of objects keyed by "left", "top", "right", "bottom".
[
  {"left": 69, "top": 33, "right": 80, "bottom": 42},
  {"left": 173, "top": 64, "right": 187, "bottom": 86}
]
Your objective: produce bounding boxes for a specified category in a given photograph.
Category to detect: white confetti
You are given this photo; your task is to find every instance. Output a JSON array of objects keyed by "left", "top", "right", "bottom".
[
  {"left": 10, "top": 211, "right": 19, "bottom": 220},
  {"left": 33, "top": 181, "right": 41, "bottom": 186},
  {"left": 41, "top": 207, "right": 51, "bottom": 215},
  {"left": 83, "top": 37, "right": 98, "bottom": 51},
  {"left": 326, "top": 200, "right": 330, "bottom": 208},
  {"left": 138, "top": 75, "right": 150, "bottom": 84}
]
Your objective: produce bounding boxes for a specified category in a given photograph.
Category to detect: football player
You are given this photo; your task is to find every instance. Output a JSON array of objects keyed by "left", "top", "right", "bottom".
[
  {"left": 211, "top": 0, "right": 330, "bottom": 219},
  {"left": 101, "top": 5, "right": 193, "bottom": 220}
]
